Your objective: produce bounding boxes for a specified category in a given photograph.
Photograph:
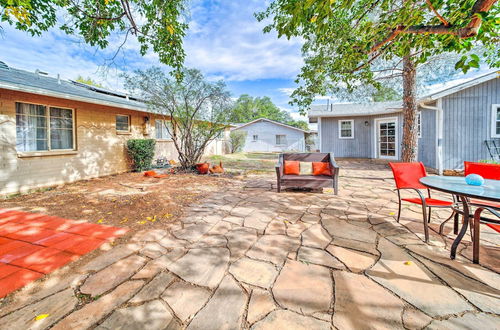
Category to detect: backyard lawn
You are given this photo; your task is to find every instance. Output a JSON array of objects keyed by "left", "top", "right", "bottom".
[{"left": 205, "top": 152, "right": 278, "bottom": 173}]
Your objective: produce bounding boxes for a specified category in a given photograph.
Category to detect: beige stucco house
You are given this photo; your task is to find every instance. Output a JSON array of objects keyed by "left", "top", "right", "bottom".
[{"left": 0, "top": 62, "right": 228, "bottom": 195}]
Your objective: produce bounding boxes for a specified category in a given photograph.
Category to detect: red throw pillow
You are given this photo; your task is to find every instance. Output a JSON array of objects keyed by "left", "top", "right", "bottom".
[
  {"left": 284, "top": 160, "right": 300, "bottom": 175},
  {"left": 312, "top": 162, "right": 332, "bottom": 176}
]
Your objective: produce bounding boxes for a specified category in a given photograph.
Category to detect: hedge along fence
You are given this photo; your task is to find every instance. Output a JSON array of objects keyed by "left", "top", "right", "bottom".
[{"left": 126, "top": 139, "right": 156, "bottom": 172}]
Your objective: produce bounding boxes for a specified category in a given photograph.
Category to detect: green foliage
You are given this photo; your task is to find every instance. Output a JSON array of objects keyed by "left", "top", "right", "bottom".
[
  {"left": 229, "top": 94, "right": 309, "bottom": 130},
  {"left": 372, "top": 85, "right": 400, "bottom": 102},
  {"left": 126, "top": 139, "right": 156, "bottom": 172},
  {"left": 123, "top": 68, "right": 232, "bottom": 169},
  {"left": 257, "top": 0, "right": 500, "bottom": 113},
  {"left": 229, "top": 130, "right": 247, "bottom": 153},
  {"left": 75, "top": 75, "right": 104, "bottom": 88},
  {"left": 479, "top": 159, "right": 500, "bottom": 164},
  {"left": 0, "top": 0, "right": 187, "bottom": 71}
]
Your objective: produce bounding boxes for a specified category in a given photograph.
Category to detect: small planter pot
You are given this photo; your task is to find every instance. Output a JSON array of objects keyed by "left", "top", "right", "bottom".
[{"left": 195, "top": 163, "right": 210, "bottom": 174}]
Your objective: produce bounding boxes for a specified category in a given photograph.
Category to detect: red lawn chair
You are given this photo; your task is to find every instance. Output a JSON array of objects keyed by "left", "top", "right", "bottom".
[
  {"left": 464, "top": 161, "right": 500, "bottom": 263},
  {"left": 389, "top": 162, "right": 456, "bottom": 242}
]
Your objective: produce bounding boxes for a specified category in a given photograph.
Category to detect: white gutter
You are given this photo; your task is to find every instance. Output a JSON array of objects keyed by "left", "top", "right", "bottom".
[{"left": 419, "top": 100, "right": 444, "bottom": 175}]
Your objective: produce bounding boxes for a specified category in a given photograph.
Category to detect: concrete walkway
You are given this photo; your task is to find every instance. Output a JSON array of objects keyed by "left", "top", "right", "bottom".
[{"left": 1, "top": 160, "right": 499, "bottom": 329}]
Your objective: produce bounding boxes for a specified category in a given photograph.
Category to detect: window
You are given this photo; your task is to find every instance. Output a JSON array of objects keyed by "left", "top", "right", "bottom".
[
  {"left": 417, "top": 111, "right": 422, "bottom": 138},
  {"left": 252, "top": 134, "right": 258, "bottom": 141},
  {"left": 155, "top": 119, "right": 172, "bottom": 140},
  {"left": 492, "top": 105, "right": 500, "bottom": 137},
  {"left": 338, "top": 120, "right": 354, "bottom": 139},
  {"left": 276, "top": 134, "right": 287, "bottom": 145},
  {"left": 116, "top": 115, "right": 130, "bottom": 132},
  {"left": 16, "top": 102, "right": 74, "bottom": 152}
]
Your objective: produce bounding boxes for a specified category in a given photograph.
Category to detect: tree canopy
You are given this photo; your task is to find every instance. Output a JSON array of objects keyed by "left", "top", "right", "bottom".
[
  {"left": 229, "top": 94, "right": 309, "bottom": 130},
  {"left": 1, "top": 0, "right": 188, "bottom": 70},
  {"left": 122, "top": 67, "right": 232, "bottom": 168},
  {"left": 257, "top": 0, "right": 499, "bottom": 112}
]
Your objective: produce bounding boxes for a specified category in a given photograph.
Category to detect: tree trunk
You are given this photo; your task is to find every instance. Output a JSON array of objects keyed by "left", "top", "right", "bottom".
[{"left": 401, "top": 56, "right": 418, "bottom": 162}]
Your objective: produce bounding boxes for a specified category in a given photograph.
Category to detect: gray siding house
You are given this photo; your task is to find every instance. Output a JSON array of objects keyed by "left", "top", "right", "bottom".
[
  {"left": 309, "top": 71, "right": 500, "bottom": 174},
  {"left": 232, "top": 118, "right": 308, "bottom": 152}
]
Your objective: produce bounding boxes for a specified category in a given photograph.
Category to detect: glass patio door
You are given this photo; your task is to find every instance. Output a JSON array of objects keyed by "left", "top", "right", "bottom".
[{"left": 377, "top": 119, "right": 397, "bottom": 159}]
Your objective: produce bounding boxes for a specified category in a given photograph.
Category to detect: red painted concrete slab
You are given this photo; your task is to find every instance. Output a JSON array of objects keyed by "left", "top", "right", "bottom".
[{"left": 0, "top": 209, "right": 128, "bottom": 298}]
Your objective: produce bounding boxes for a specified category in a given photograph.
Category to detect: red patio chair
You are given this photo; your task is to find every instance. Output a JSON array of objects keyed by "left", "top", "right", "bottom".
[
  {"left": 389, "top": 162, "right": 456, "bottom": 242},
  {"left": 464, "top": 161, "right": 500, "bottom": 263}
]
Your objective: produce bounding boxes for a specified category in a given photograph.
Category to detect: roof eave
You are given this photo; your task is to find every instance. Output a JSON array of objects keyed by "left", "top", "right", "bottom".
[{"left": 0, "top": 81, "right": 150, "bottom": 113}]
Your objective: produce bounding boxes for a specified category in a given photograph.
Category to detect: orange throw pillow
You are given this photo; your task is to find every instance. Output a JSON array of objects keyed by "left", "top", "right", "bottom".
[
  {"left": 312, "top": 162, "right": 332, "bottom": 176},
  {"left": 284, "top": 160, "right": 300, "bottom": 175}
]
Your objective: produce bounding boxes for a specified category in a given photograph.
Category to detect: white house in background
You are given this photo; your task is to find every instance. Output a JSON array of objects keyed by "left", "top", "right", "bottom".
[{"left": 231, "top": 118, "right": 309, "bottom": 152}]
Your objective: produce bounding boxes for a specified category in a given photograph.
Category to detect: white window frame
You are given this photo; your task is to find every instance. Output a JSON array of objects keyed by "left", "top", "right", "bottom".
[
  {"left": 155, "top": 119, "right": 173, "bottom": 140},
  {"left": 338, "top": 119, "right": 354, "bottom": 139},
  {"left": 252, "top": 134, "right": 258, "bottom": 142},
  {"left": 15, "top": 101, "right": 76, "bottom": 153},
  {"left": 417, "top": 111, "right": 422, "bottom": 138},
  {"left": 491, "top": 104, "right": 500, "bottom": 138},
  {"left": 116, "top": 114, "right": 131, "bottom": 133},
  {"left": 275, "top": 134, "right": 287, "bottom": 145}
]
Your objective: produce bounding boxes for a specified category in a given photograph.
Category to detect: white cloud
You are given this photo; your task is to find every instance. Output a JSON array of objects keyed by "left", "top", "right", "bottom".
[{"left": 183, "top": 0, "right": 303, "bottom": 81}]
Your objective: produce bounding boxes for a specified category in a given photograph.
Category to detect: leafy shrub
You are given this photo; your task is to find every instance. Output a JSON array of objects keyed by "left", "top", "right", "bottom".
[
  {"left": 126, "top": 139, "right": 156, "bottom": 172},
  {"left": 229, "top": 131, "right": 247, "bottom": 153},
  {"left": 479, "top": 159, "right": 500, "bottom": 164}
]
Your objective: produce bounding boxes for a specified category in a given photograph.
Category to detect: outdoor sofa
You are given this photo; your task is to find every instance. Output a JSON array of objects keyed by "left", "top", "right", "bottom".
[{"left": 275, "top": 153, "right": 339, "bottom": 194}]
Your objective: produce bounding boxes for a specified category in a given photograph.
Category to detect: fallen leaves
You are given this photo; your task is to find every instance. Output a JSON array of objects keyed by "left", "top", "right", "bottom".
[{"left": 34, "top": 314, "right": 50, "bottom": 321}]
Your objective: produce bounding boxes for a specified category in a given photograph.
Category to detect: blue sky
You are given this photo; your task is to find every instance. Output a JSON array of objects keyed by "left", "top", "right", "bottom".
[{"left": 0, "top": 0, "right": 307, "bottom": 121}]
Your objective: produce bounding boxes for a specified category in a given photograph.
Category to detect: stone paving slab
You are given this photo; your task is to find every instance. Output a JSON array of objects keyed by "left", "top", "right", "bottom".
[{"left": 1, "top": 160, "right": 499, "bottom": 330}]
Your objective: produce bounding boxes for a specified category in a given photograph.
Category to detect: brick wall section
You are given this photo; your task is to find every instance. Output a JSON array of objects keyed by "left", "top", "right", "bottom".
[{"left": 0, "top": 89, "right": 181, "bottom": 195}]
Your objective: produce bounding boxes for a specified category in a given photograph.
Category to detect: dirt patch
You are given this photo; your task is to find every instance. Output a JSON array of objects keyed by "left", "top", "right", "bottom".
[{"left": 0, "top": 172, "right": 237, "bottom": 232}]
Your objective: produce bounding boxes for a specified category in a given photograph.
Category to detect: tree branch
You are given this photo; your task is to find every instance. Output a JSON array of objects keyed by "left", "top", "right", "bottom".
[
  {"left": 425, "top": 0, "right": 449, "bottom": 26},
  {"left": 370, "top": 0, "right": 498, "bottom": 53}
]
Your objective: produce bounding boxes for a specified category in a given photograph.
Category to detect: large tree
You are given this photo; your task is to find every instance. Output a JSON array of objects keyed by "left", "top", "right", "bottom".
[
  {"left": 230, "top": 94, "right": 309, "bottom": 130},
  {"left": 123, "top": 68, "right": 232, "bottom": 169},
  {"left": 258, "top": 0, "right": 499, "bottom": 161},
  {"left": 0, "top": 0, "right": 187, "bottom": 70}
]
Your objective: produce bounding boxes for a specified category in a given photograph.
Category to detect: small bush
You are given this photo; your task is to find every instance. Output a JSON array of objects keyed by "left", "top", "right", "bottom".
[
  {"left": 479, "top": 159, "right": 500, "bottom": 164},
  {"left": 126, "top": 139, "right": 156, "bottom": 172},
  {"left": 229, "top": 131, "right": 247, "bottom": 153}
]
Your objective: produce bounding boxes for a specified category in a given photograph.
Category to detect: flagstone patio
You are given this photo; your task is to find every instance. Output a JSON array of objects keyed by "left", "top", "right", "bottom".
[{"left": 0, "top": 160, "right": 499, "bottom": 329}]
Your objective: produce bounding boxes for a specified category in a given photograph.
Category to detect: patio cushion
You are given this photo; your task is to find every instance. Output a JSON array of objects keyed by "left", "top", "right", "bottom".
[
  {"left": 299, "top": 162, "right": 313, "bottom": 175},
  {"left": 312, "top": 162, "right": 332, "bottom": 176},
  {"left": 284, "top": 161, "right": 300, "bottom": 175},
  {"left": 402, "top": 197, "right": 452, "bottom": 207},
  {"left": 470, "top": 199, "right": 500, "bottom": 209}
]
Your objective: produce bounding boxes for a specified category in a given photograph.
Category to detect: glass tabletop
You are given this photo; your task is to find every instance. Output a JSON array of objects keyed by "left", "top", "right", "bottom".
[{"left": 420, "top": 176, "right": 500, "bottom": 202}]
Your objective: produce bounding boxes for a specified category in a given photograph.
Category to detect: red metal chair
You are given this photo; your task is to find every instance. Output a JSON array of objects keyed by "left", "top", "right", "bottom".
[
  {"left": 389, "top": 162, "right": 456, "bottom": 242},
  {"left": 464, "top": 161, "right": 500, "bottom": 263}
]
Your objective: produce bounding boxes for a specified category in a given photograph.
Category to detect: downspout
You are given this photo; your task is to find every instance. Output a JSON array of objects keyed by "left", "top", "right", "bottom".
[
  {"left": 419, "top": 99, "right": 444, "bottom": 175},
  {"left": 318, "top": 117, "right": 322, "bottom": 152}
]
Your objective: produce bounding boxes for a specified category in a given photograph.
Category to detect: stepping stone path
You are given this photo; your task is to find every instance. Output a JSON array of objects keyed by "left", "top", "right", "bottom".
[{"left": 0, "top": 160, "right": 499, "bottom": 329}]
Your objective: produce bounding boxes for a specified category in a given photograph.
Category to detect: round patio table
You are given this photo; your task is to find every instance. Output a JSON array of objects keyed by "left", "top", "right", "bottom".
[{"left": 419, "top": 176, "right": 500, "bottom": 263}]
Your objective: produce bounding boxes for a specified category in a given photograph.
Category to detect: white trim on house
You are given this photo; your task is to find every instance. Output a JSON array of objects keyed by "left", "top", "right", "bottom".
[
  {"left": 421, "top": 71, "right": 499, "bottom": 102},
  {"left": 373, "top": 117, "right": 399, "bottom": 160},
  {"left": 318, "top": 117, "right": 322, "bottom": 151},
  {"left": 232, "top": 118, "right": 309, "bottom": 133},
  {"left": 491, "top": 104, "right": 500, "bottom": 138},
  {"left": 338, "top": 119, "right": 354, "bottom": 139}
]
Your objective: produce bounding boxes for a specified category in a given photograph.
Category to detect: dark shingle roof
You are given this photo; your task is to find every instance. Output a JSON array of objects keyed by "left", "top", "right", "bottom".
[{"left": 0, "top": 62, "right": 148, "bottom": 112}]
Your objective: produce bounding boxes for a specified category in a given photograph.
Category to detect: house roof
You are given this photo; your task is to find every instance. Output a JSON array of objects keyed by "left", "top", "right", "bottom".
[
  {"left": 231, "top": 118, "right": 310, "bottom": 133},
  {"left": 0, "top": 62, "right": 149, "bottom": 112},
  {"left": 309, "top": 70, "right": 500, "bottom": 119}
]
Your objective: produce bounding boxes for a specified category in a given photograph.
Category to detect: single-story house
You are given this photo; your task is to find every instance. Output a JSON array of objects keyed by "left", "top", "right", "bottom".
[
  {"left": 0, "top": 62, "right": 228, "bottom": 195},
  {"left": 231, "top": 118, "right": 309, "bottom": 152},
  {"left": 309, "top": 71, "right": 500, "bottom": 174}
]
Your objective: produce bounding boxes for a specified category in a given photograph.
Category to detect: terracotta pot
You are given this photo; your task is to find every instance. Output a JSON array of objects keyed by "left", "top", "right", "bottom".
[{"left": 195, "top": 163, "right": 210, "bottom": 174}]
